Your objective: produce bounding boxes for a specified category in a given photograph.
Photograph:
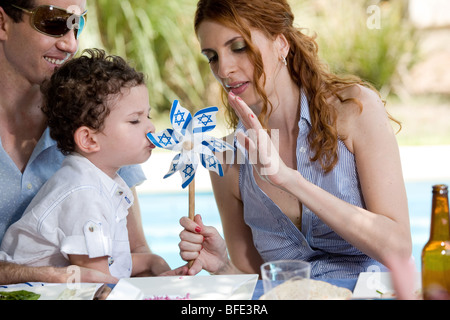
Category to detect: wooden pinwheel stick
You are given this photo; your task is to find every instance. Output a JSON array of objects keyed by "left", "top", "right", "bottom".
[
  {"left": 189, "top": 178, "right": 195, "bottom": 221},
  {"left": 183, "top": 139, "right": 196, "bottom": 221},
  {"left": 182, "top": 140, "right": 196, "bottom": 268},
  {"left": 188, "top": 177, "right": 195, "bottom": 268},
  {"left": 181, "top": 139, "right": 196, "bottom": 268}
]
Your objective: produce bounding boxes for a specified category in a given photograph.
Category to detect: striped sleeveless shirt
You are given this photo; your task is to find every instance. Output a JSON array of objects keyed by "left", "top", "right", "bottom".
[{"left": 236, "top": 93, "right": 386, "bottom": 279}]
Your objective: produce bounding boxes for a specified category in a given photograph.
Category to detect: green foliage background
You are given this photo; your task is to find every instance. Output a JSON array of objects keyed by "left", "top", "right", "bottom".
[{"left": 79, "top": 0, "right": 418, "bottom": 118}]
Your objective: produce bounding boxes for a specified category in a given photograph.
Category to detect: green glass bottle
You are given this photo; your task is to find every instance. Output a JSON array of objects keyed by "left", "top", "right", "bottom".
[{"left": 421, "top": 184, "right": 450, "bottom": 300}]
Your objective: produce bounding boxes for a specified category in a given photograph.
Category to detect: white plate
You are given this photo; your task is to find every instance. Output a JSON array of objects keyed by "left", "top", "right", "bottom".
[
  {"left": 107, "top": 274, "right": 258, "bottom": 300},
  {"left": 0, "top": 283, "right": 101, "bottom": 300},
  {"left": 352, "top": 272, "right": 421, "bottom": 299}
]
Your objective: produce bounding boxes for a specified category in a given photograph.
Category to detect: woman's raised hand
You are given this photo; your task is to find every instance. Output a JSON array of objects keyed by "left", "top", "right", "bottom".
[{"left": 228, "top": 92, "right": 291, "bottom": 189}]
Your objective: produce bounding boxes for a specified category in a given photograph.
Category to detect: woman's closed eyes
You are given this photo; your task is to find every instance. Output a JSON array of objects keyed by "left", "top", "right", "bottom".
[{"left": 202, "top": 39, "right": 248, "bottom": 64}]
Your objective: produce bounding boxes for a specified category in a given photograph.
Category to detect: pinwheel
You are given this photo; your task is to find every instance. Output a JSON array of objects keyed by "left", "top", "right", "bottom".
[{"left": 147, "top": 100, "right": 234, "bottom": 220}]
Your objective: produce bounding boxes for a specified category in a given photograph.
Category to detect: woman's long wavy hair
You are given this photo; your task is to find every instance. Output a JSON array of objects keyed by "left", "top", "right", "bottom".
[{"left": 194, "top": 0, "right": 400, "bottom": 173}]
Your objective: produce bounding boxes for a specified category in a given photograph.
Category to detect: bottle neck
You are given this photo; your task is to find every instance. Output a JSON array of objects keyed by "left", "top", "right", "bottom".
[{"left": 429, "top": 190, "right": 450, "bottom": 241}]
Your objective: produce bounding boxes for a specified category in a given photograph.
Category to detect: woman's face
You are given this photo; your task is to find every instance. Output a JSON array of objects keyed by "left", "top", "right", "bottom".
[{"left": 197, "top": 20, "right": 284, "bottom": 110}]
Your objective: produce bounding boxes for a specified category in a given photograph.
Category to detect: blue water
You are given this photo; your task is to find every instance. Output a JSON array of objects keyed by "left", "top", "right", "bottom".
[{"left": 139, "top": 180, "right": 450, "bottom": 274}]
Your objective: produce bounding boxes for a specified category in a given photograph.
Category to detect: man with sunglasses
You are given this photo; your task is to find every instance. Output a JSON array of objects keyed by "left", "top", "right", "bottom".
[{"left": 0, "top": 1, "right": 164, "bottom": 285}]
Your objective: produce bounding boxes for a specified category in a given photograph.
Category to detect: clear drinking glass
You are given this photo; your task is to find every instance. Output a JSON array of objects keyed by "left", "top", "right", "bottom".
[{"left": 260, "top": 260, "right": 311, "bottom": 300}]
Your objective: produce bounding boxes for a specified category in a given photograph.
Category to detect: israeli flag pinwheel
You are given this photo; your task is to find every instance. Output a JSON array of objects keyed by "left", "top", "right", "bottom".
[{"left": 147, "top": 100, "right": 234, "bottom": 189}]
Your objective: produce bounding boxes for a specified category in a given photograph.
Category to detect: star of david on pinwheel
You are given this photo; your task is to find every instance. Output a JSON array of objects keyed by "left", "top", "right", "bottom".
[
  {"left": 147, "top": 100, "right": 234, "bottom": 189},
  {"left": 173, "top": 110, "right": 185, "bottom": 126},
  {"left": 157, "top": 133, "right": 172, "bottom": 147},
  {"left": 197, "top": 113, "right": 213, "bottom": 127}
]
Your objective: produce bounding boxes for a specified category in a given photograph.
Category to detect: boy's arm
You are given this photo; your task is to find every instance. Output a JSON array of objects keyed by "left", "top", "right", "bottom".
[
  {"left": 68, "top": 253, "right": 171, "bottom": 278},
  {"left": 127, "top": 187, "right": 151, "bottom": 254},
  {"left": 68, "top": 255, "right": 112, "bottom": 278},
  {"left": 131, "top": 253, "right": 171, "bottom": 277}
]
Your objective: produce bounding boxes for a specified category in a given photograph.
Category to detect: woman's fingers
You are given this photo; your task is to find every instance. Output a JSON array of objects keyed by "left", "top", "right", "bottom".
[
  {"left": 228, "top": 92, "right": 258, "bottom": 130},
  {"left": 228, "top": 92, "right": 286, "bottom": 182},
  {"left": 187, "top": 259, "right": 204, "bottom": 276},
  {"left": 179, "top": 245, "right": 200, "bottom": 261},
  {"left": 227, "top": 92, "right": 244, "bottom": 121}
]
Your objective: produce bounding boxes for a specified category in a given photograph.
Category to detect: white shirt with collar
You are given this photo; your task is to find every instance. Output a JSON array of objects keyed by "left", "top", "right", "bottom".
[{"left": 0, "top": 153, "right": 134, "bottom": 279}]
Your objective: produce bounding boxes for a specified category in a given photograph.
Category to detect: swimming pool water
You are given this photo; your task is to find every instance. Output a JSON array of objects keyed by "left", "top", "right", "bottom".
[{"left": 139, "top": 180, "right": 450, "bottom": 274}]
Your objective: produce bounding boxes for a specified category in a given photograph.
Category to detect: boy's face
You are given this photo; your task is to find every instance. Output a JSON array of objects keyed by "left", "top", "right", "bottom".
[{"left": 94, "top": 85, "right": 156, "bottom": 173}]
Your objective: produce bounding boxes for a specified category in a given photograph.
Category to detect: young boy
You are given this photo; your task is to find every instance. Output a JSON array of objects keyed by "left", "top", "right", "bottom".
[{"left": 0, "top": 49, "right": 171, "bottom": 279}]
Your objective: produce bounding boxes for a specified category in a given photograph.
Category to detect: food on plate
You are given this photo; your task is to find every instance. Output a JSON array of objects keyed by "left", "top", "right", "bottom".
[
  {"left": 260, "top": 279, "right": 352, "bottom": 300},
  {"left": 0, "top": 290, "right": 41, "bottom": 300},
  {"left": 377, "top": 288, "right": 423, "bottom": 300},
  {"left": 145, "top": 293, "right": 191, "bottom": 300}
]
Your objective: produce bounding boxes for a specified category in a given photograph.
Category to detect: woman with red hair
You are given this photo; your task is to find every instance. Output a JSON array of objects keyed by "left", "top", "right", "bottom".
[{"left": 179, "top": 0, "right": 411, "bottom": 279}]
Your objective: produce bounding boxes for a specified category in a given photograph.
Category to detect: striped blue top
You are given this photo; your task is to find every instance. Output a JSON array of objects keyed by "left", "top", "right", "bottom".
[{"left": 236, "top": 93, "right": 385, "bottom": 279}]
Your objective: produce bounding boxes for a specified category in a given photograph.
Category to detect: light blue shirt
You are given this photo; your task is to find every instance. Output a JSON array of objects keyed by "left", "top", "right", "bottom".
[
  {"left": 237, "top": 93, "right": 386, "bottom": 279},
  {"left": 0, "top": 128, "right": 146, "bottom": 243}
]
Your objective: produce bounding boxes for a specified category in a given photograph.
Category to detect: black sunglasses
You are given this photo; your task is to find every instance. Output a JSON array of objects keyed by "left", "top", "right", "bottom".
[{"left": 11, "top": 4, "right": 87, "bottom": 39}]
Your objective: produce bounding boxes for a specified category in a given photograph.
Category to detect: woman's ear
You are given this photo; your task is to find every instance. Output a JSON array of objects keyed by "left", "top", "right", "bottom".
[
  {"left": 74, "top": 126, "right": 100, "bottom": 153},
  {"left": 276, "top": 33, "right": 290, "bottom": 61}
]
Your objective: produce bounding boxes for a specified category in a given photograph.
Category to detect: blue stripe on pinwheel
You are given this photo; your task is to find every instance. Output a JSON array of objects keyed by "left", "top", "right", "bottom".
[
  {"left": 200, "top": 153, "right": 224, "bottom": 176},
  {"left": 163, "top": 153, "right": 182, "bottom": 179},
  {"left": 201, "top": 138, "right": 234, "bottom": 153}
]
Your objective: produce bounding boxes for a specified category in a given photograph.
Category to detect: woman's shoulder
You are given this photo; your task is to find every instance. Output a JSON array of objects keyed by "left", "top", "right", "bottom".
[
  {"left": 334, "top": 84, "right": 388, "bottom": 151},
  {"left": 333, "top": 84, "right": 385, "bottom": 121},
  {"left": 336, "top": 84, "right": 383, "bottom": 111}
]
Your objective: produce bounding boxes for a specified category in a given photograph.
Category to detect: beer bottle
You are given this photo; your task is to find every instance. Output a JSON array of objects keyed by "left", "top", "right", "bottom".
[{"left": 421, "top": 184, "right": 450, "bottom": 300}]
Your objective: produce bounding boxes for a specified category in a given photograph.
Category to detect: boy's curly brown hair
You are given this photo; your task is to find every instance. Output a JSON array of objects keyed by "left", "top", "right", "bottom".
[{"left": 41, "top": 48, "right": 145, "bottom": 155}]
